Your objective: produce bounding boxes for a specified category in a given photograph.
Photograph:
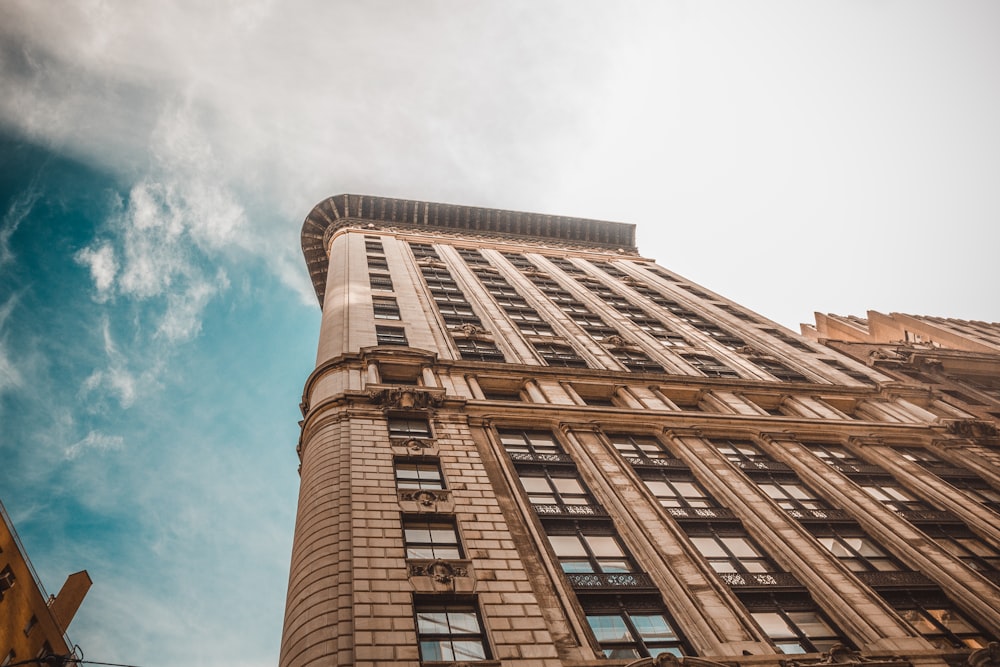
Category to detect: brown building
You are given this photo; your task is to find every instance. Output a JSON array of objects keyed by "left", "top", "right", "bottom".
[
  {"left": 1, "top": 499, "right": 90, "bottom": 666},
  {"left": 281, "top": 195, "right": 1000, "bottom": 667},
  {"left": 804, "top": 312, "right": 1000, "bottom": 426}
]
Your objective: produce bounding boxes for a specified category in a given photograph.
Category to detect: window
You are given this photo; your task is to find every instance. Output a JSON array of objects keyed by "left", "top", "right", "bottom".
[
  {"left": 856, "top": 480, "right": 934, "bottom": 513},
  {"left": 642, "top": 474, "right": 717, "bottom": 510},
  {"left": 921, "top": 527, "right": 1000, "bottom": 573},
  {"left": 548, "top": 528, "right": 634, "bottom": 574},
  {"left": 518, "top": 322, "right": 556, "bottom": 337},
  {"left": 388, "top": 416, "right": 431, "bottom": 439},
  {"left": 749, "top": 358, "right": 810, "bottom": 383},
  {"left": 403, "top": 517, "right": 462, "bottom": 559},
  {"left": 395, "top": 461, "right": 444, "bottom": 490},
  {"left": 369, "top": 272, "right": 394, "bottom": 291},
  {"left": 762, "top": 328, "right": 813, "bottom": 352},
  {"left": 757, "top": 477, "right": 831, "bottom": 513},
  {"left": 713, "top": 439, "right": 773, "bottom": 468},
  {"left": 609, "top": 434, "right": 674, "bottom": 464},
  {"left": 367, "top": 256, "right": 389, "bottom": 271},
  {"left": 887, "top": 592, "right": 992, "bottom": 650},
  {"left": 0, "top": 565, "right": 14, "bottom": 600},
  {"left": 498, "top": 429, "right": 564, "bottom": 460},
  {"left": 455, "top": 338, "right": 505, "bottom": 362},
  {"left": 415, "top": 601, "right": 489, "bottom": 662},
  {"left": 820, "top": 358, "right": 874, "bottom": 384},
  {"left": 689, "top": 532, "right": 777, "bottom": 575},
  {"left": 376, "top": 326, "right": 408, "bottom": 346},
  {"left": 518, "top": 468, "right": 594, "bottom": 509},
  {"left": 372, "top": 296, "right": 401, "bottom": 320},
  {"left": 535, "top": 342, "right": 588, "bottom": 368},
  {"left": 23, "top": 614, "right": 37, "bottom": 636},
  {"left": 751, "top": 605, "right": 842, "bottom": 654},
  {"left": 1, "top": 650, "right": 14, "bottom": 667},
  {"left": 806, "top": 443, "right": 872, "bottom": 474},
  {"left": 681, "top": 353, "right": 740, "bottom": 378},
  {"left": 611, "top": 349, "right": 664, "bottom": 373},
  {"left": 813, "top": 529, "right": 902, "bottom": 572},
  {"left": 585, "top": 606, "right": 685, "bottom": 658}
]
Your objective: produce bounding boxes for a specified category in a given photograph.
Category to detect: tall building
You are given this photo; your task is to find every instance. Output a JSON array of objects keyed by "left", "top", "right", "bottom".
[
  {"left": 1, "top": 499, "right": 90, "bottom": 665},
  {"left": 281, "top": 195, "right": 1000, "bottom": 667},
  {"left": 804, "top": 312, "right": 1000, "bottom": 426}
]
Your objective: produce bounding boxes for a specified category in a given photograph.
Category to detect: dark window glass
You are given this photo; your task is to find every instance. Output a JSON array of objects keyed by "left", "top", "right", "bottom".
[
  {"left": 369, "top": 273, "right": 394, "bottom": 291},
  {"left": 372, "top": 296, "right": 401, "bottom": 320},
  {"left": 404, "top": 517, "right": 462, "bottom": 559},
  {"left": 681, "top": 353, "right": 740, "bottom": 378},
  {"left": 887, "top": 592, "right": 993, "bottom": 650},
  {"left": 395, "top": 461, "right": 444, "bottom": 490},
  {"left": 376, "top": 326, "right": 408, "bottom": 346},
  {"left": 388, "top": 417, "right": 431, "bottom": 439},
  {"left": 415, "top": 602, "right": 489, "bottom": 662}
]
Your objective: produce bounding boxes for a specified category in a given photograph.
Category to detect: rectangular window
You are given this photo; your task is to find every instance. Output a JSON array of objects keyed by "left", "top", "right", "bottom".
[
  {"left": 535, "top": 342, "right": 588, "bottom": 368},
  {"left": 609, "top": 435, "right": 674, "bottom": 464},
  {"left": 415, "top": 601, "right": 489, "bottom": 662},
  {"left": 367, "top": 256, "right": 389, "bottom": 271},
  {"left": 403, "top": 517, "right": 462, "bottom": 559},
  {"left": 369, "top": 272, "right": 394, "bottom": 291},
  {"left": 375, "top": 326, "right": 408, "bottom": 346},
  {"left": 548, "top": 529, "right": 633, "bottom": 574},
  {"left": 387, "top": 416, "right": 431, "bottom": 439},
  {"left": 372, "top": 296, "right": 401, "bottom": 320},
  {"left": 0, "top": 564, "right": 14, "bottom": 600},
  {"left": 689, "top": 533, "right": 777, "bottom": 575},
  {"left": 585, "top": 603, "right": 686, "bottom": 658},
  {"left": 886, "top": 592, "right": 991, "bottom": 650},
  {"left": 749, "top": 357, "right": 810, "bottom": 382},
  {"left": 519, "top": 469, "right": 595, "bottom": 509},
  {"left": 455, "top": 338, "right": 505, "bottom": 362},
  {"left": 681, "top": 353, "right": 741, "bottom": 378},
  {"left": 395, "top": 460, "right": 444, "bottom": 490},
  {"left": 751, "top": 606, "right": 842, "bottom": 654},
  {"left": 498, "top": 429, "right": 564, "bottom": 460},
  {"left": 812, "top": 528, "right": 902, "bottom": 572}
]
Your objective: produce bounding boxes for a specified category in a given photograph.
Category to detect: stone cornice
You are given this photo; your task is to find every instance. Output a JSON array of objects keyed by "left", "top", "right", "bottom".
[{"left": 301, "top": 194, "right": 638, "bottom": 307}]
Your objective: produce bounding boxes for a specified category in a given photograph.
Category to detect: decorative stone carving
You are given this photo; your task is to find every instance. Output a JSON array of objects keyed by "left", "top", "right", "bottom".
[
  {"left": 784, "top": 644, "right": 910, "bottom": 667},
  {"left": 604, "top": 335, "right": 628, "bottom": 348},
  {"left": 624, "top": 656, "right": 729, "bottom": 667},
  {"left": 945, "top": 419, "right": 999, "bottom": 438},
  {"left": 402, "top": 438, "right": 432, "bottom": 453},
  {"left": 399, "top": 489, "right": 446, "bottom": 508},
  {"left": 455, "top": 323, "right": 484, "bottom": 337},
  {"left": 969, "top": 642, "right": 1000, "bottom": 667},
  {"left": 368, "top": 387, "right": 444, "bottom": 409},
  {"left": 408, "top": 559, "right": 467, "bottom": 583}
]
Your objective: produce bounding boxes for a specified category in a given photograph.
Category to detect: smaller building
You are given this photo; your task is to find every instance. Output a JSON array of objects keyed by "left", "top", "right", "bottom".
[
  {"left": 803, "top": 310, "right": 1000, "bottom": 428},
  {"left": 1, "top": 499, "right": 90, "bottom": 665}
]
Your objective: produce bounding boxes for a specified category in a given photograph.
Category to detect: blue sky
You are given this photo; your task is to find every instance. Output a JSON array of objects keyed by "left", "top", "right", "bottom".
[{"left": 1, "top": 2, "right": 999, "bottom": 666}]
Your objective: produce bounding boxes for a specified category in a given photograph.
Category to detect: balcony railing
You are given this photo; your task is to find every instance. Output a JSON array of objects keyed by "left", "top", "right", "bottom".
[
  {"left": 508, "top": 451, "right": 575, "bottom": 464},
  {"left": 532, "top": 503, "right": 609, "bottom": 517},
  {"left": 719, "top": 571, "right": 801, "bottom": 589},
  {"left": 896, "top": 509, "right": 962, "bottom": 523},
  {"left": 786, "top": 508, "right": 855, "bottom": 522},
  {"left": 855, "top": 571, "right": 935, "bottom": 589},
  {"left": 666, "top": 507, "right": 737, "bottom": 521},
  {"left": 625, "top": 456, "right": 690, "bottom": 470},
  {"left": 566, "top": 571, "right": 657, "bottom": 590},
  {"left": 735, "top": 459, "right": 792, "bottom": 473}
]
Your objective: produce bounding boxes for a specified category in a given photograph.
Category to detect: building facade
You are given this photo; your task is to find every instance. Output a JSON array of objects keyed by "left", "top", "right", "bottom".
[
  {"left": 281, "top": 195, "right": 1000, "bottom": 667},
  {"left": 1, "top": 499, "right": 90, "bottom": 665}
]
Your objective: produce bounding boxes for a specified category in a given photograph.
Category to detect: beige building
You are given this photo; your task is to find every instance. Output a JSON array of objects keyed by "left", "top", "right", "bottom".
[
  {"left": 281, "top": 195, "right": 1000, "bottom": 667},
  {"left": 1, "top": 499, "right": 90, "bottom": 665}
]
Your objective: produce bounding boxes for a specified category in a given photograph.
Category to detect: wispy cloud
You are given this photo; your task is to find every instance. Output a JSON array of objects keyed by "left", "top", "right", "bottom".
[
  {"left": 0, "top": 294, "right": 23, "bottom": 393},
  {"left": 64, "top": 430, "right": 125, "bottom": 459},
  {"left": 1, "top": 182, "right": 41, "bottom": 266}
]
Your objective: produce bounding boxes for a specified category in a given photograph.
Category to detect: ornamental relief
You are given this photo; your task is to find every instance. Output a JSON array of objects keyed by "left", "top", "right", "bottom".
[{"left": 368, "top": 387, "right": 445, "bottom": 410}]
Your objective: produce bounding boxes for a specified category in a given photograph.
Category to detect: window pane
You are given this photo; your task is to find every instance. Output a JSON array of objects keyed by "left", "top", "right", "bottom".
[
  {"left": 586, "top": 535, "right": 626, "bottom": 558},
  {"left": 787, "top": 611, "right": 834, "bottom": 639},
  {"left": 417, "top": 611, "right": 449, "bottom": 634},
  {"left": 691, "top": 537, "right": 726, "bottom": 558},
  {"left": 549, "top": 535, "right": 586, "bottom": 557},
  {"left": 723, "top": 537, "right": 760, "bottom": 558},
  {"left": 587, "top": 614, "right": 633, "bottom": 642},
  {"left": 632, "top": 614, "right": 677, "bottom": 641},
  {"left": 451, "top": 640, "right": 486, "bottom": 661},
  {"left": 753, "top": 612, "right": 795, "bottom": 638}
]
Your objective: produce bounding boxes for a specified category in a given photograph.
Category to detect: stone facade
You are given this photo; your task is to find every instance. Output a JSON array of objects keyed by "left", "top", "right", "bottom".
[{"left": 281, "top": 195, "right": 1000, "bottom": 667}]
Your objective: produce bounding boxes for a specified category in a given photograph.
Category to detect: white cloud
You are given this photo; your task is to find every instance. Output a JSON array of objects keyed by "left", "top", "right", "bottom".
[
  {"left": 64, "top": 430, "right": 125, "bottom": 459},
  {"left": 1, "top": 182, "right": 41, "bottom": 266},
  {"left": 156, "top": 268, "right": 229, "bottom": 342},
  {"left": 0, "top": 295, "right": 23, "bottom": 393},
  {"left": 75, "top": 242, "right": 118, "bottom": 296}
]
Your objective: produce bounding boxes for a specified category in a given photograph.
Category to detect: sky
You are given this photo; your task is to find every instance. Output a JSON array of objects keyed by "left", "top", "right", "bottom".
[{"left": 0, "top": 2, "right": 998, "bottom": 666}]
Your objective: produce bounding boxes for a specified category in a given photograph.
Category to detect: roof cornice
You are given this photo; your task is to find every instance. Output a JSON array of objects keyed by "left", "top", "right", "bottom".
[{"left": 301, "top": 194, "right": 637, "bottom": 307}]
